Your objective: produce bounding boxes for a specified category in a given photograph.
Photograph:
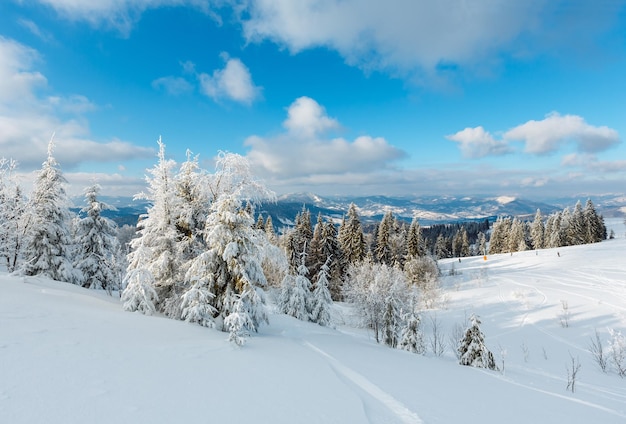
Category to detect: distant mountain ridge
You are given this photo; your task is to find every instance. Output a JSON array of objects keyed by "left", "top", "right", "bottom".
[{"left": 72, "top": 193, "right": 625, "bottom": 229}]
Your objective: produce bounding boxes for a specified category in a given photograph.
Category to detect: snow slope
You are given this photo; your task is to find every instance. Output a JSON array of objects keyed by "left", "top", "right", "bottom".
[{"left": 2, "top": 235, "right": 626, "bottom": 423}]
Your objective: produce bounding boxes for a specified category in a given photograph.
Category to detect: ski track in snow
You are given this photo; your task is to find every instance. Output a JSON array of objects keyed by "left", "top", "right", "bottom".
[
  {"left": 484, "top": 369, "right": 626, "bottom": 419},
  {"left": 302, "top": 341, "right": 424, "bottom": 424}
]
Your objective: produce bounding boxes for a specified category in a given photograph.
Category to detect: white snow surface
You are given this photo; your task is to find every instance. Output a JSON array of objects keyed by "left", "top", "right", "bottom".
[{"left": 2, "top": 234, "right": 626, "bottom": 423}]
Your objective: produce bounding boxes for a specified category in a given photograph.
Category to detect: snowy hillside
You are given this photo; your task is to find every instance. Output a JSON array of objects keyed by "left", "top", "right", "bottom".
[{"left": 2, "top": 236, "right": 626, "bottom": 423}]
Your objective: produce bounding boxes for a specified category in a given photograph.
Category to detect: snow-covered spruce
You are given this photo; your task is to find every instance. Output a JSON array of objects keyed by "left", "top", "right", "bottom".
[
  {"left": 180, "top": 152, "right": 273, "bottom": 344},
  {"left": 21, "top": 139, "right": 80, "bottom": 284},
  {"left": 278, "top": 249, "right": 312, "bottom": 321},
  {"left": 74, "top": 184, "right": 121, "bottom": 293},
  {"left": 310, "top": 257, "right": 333, "bottom": 326},
  {"left": 0, "top": 158, "right": 28, "bottom": 272},
  {"left": 398, "top": 310, "right": 425, "bottom": 354},
  {"left": 458, "top": 314, "right": 497, "bottom": 370}
]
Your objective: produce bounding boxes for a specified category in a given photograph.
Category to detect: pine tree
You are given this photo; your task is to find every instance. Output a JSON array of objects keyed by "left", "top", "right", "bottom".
[
  {"left": 458, "top": 314, "right": 497, "bottom": 370},
  {"left": 22, "top": 139, "right": 80, "bottom": 284},
  {"left": 434, "top": 234, "right": 448, "bottom": 259},
  {"left": 174, "top": 150, "right": 210, "bottom": 272},
  {"left": 570, "top": 201, "right": 586, "bottom": 245},
  {"left": 530, "top": 209, "right": 545, "bottom": 250},
  {"left": 406, "top": 217, "right": 424, "bottom": 259},
  {"left": 264, "top": 215, "right": 277, "bottom": 244},
  {"left": 375, "top": 211, "right": 394, "bottom": 265},
  {"left": 509, "top": 218, "right": 527, "bottom": 252},
  {"left": 583, "top": 199, "right": 605, "bottom": 243},
  {"left": 0, "top": 158, "right": 28, "bottom": 272},
  {"left": 307, "top": 212, "right": 326, "bottom": 281},
  {"left": 126, "top": 138, "right": 182, "bottom": 314},
  {"left": 398, "top": 309, "right": 425, "bottom": 354},
  {"left": 279, "top": 248, "right": 312, "bottom": 321},
  {"left": 382, "top": 296, "right": 400, "bottom": 348},
  {"left": 74, "top": 184, "right": 121, "bottom": 293},
  {"left": 338, "top": 203, "right": 366, "bottom": 265},
  {"left": 476, "top": 231, "right": 487, "bottom": 256},
  {"left": 183, "top": 152, "right": 273, "bottom": 335},
  {"left": 121, "top": 243, "right": 159, "bottom": 315},
  {"left": 310, "top": 257, "right": 333, "bottom": 326}
]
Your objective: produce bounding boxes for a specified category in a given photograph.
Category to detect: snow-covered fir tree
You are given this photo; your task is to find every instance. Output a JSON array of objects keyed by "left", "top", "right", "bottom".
[
  {"left": 398, "top": 308, "right": 425, "bottom": 354},
  {"left": 125, "top": 138, "right": 182, "bottom": 315},
  {"left": 22, "top": 140, "right": 80, "bottom": 284},
  {"left": 310, "top": 257, "right": 333, "bottom": 326},
  {"left": 0, "top": 158, "right": 28, "bottom": 272},
  {"left": 530, "top": 209, "right": 545, "bottom": 250},
  {"left": 583, "top": 199, "right": 606, "bottom": 243},
  {"left": 74, "top": 184, "right": 121, "bottom": 293},
  {"left": 338, "top": 203, "right": 366, "bottom": 265},
  {"left": 458, "top": 314, "right": 497, "bottom": 370},
  {"left": 406, "top": 217, "right": 424, "bottom": 259},
  {"left": 174, "top": 150, "right": 210, "bottom": 273},
  {"left": 374, "top": 210, "right": 394, "bottom": 265},
  {"left": 279, "top": 249, "right": 312, "bottom": 321},
  {"left": 182, "top": 152, "right": 273, "bottom": 341},
  {"left": 121, "top": 242, "right": 159, "bottom": 315}
]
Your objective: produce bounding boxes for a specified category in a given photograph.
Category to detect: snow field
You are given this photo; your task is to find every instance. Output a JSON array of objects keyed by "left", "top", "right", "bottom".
[{"left": 1, "top": 233, "right": 626, "bottom": 423}]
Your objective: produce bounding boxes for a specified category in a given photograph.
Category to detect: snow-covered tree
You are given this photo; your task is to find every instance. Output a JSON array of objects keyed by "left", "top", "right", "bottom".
[
  {"left": 398, "top": 309, "right": 425, "bottom": 354},
  {"left": 508, "top": 218, "right": 527, "bottom": 252},
  {"left": 343, "top": 261, "right": 411, "bottom": 343},
  {"left": 182, "top": 152, "right": 273, "bottom": 338},
  {"left": 406, "top": 217, "right": 424, "bottom": 258},
  {"left": 583, "top": 199, "right": 605, "bottom": 243},
  {"left": 338, "top": 203, "right": 366, "bottom": 265},
  {"left": 375, "top": 210, "right": 394, "bottom": 265},
  {"left": 121, "top": 243, "right": 159, "bottom": 315},
  {"left": 476, "top": 232, "right": 487, "bottom": 256},
  {"left": 310, "top": 257, "right": 333, "bottom": 326},
  {"left": 126, "top": 138, "right": 182, "bottom": 315},
  {"left": 22, "top": 140, "right": 80, "bottom": 284},
  {"left": 74, "top": 184, "right": 121, "bottom": 293},
  {"left": 0, "top": 158, "right": 28, "bottom": 272},
  {"left": 264, "top": 215, "right": 278, "bottom": 245},
  {"left": 530, "top": 209, "right": 545, "bottom": 250},
  {"left": 458, "top": 314, "right": 497, "bottom": 370},
  {"left": 174, "top": 150, "right": 210, "bottom": 272},
  {"left": 278, "top": 249, "right": 312, "bottom": 321}
]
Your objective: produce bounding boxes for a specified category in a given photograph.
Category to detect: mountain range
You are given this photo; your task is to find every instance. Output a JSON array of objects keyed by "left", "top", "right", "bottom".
[{"left": 82, "top": 193, "right": 626, "bottom": 229}]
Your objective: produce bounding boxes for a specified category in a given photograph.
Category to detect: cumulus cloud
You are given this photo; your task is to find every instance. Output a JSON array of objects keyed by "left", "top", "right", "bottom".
[
  {"left": 244, "top": 96, "right": 405, "bottom": 181},
  {"left": 0, "top": 37, "right": 154, "bottom": 171},
  {"left": 198, "top": 54, "right": 261, "bottom": 104},
  {"left": 446, "top": 126, "right": 512, "bottom": 159},
  {"left": 283, "top": 96, "right": 339, "bottom": 137},
  {"left": 449, "top": 113, "right": 620, "bottom": 159},
  {"left": 504, "top": 112, "right": 620, "bottom": 155}
]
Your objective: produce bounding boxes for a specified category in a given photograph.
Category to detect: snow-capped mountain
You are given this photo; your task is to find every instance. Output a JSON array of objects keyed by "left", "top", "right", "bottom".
[{"left": 81, "top": 193, "right": 625, "bottom": 229}]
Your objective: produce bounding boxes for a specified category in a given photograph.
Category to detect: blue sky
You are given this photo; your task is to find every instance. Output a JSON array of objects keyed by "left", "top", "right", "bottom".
[{"left": 1, "top": 0, "right": 625, "bottom": 199}]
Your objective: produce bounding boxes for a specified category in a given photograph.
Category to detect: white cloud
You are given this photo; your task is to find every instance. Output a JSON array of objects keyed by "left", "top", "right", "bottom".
[
  {"left": 238, "top": 0, "right": 620, "bottom": 82},
  {"left": 0, "top": 37, "right": 154, "bottom": 171},
  {"left": 446, "top": 126, "right": 511, "bottom": 159},
  {"left": 152, "top": 76, "right": 193, "bottom": 95},
  {"left": 0, "top": 37, "right": 47, "bottom": 106},
  {"left": 504, "top": 112, "right": 620, "bottom": 155},
  {"left": 283, "top": 96, "right": 339, "bottom": 137},
  {"left": 198, "top": 54, "right": 262, "bottom": 104},
  {"left": 244, "top": 97, "right": 405, "bottom": 181}
]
